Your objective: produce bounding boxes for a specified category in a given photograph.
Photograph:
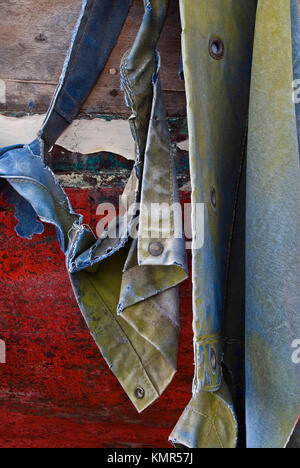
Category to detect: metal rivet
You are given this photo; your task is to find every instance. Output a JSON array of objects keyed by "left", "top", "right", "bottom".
[
  {"left": 135, "top": 387, "right": 145, "bottom": 399},
  {"left": 210, "top": 187, "right": 217, "bottom": 209},
  {"left": 209, "top": 37, "right": 225, "bottom": 60},
  {"left": 109, "top": 68, "right": 118, "bottom": 75},
  {"left": 148, "top": 241, "right": 164, "bottom": 257},
  {"left": 210, "top": 349, "right": 217, "bottom": 370}
]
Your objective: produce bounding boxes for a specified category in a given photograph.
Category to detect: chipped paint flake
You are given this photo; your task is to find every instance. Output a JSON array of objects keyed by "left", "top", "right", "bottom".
[
  {"left": 0, "top": 80, "right": 6, "bottom": 104},
  {"left": 0, "top": 114, "right": 135, "bottom": 160},
  {"left": 177, "top": 139, "right": 189, "bottom": 151}
]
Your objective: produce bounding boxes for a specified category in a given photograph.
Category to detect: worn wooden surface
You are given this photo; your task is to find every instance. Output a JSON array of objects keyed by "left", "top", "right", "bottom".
[
  {"left": 0, "top": 0, "right": 192, "bottom": 447},
  {"left": 0, "top": 0, "right": 185, "bottom": 116},
  {"left": 2, "top": 0, "right": 296, "bottom": 449}
]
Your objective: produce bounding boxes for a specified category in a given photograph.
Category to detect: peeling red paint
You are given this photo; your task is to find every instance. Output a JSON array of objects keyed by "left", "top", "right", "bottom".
[{"left": 0, "top": 189, "right": 193, "bottom": 448}]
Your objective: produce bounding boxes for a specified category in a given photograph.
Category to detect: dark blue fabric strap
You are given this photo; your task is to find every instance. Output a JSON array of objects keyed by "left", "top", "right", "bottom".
[{"left": 41, "top": 0, "right": 132, "bottom": 151}]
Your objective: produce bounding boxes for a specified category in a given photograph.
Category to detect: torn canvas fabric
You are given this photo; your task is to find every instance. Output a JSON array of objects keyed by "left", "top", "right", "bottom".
[{"left": 0, "top": 0, "right": 299, "bottom": 449}]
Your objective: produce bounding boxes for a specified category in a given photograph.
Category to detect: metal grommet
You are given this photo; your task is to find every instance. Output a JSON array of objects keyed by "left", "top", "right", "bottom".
[
  {"left": 209, "top": 37, "right": 225, "bottom": 60},
  {"left": 210, "top": 187, "right": 217, "bottom": 209},
  {"left": 148, "top": 241, "right": 164, "bottom": 257},
  {"left": 210, "top": 349, "right": 217, "bottom": 370},
  {"left": 135, "top": 387, "right": 145, "bottom": 399}
]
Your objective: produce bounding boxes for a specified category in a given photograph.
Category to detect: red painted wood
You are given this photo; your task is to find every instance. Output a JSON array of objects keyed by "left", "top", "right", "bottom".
[{"left": 0, "top": 189, "right": 193, "bottom": 448}]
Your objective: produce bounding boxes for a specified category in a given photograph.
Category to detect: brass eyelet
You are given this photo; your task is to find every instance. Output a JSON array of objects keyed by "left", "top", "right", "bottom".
[
  {"left": 210, "top": 349, "right": 217, "bottom": 371},
  {"left": 148, "top": 241, "right": 164, "bottom": 257},
  {"left": 209, "top": 37, "right": 225, "bottom": 60},
  {"left": 135, "top": 387, "right": 145, "bottom": 399},
  {"left": 210, "top": 187, "right": 217, "bottom": 209}
]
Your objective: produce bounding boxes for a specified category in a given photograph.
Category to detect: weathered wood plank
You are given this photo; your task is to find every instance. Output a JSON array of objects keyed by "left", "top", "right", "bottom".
[{"left": 0, "top": 0, "right": 186, "bottom": 116}]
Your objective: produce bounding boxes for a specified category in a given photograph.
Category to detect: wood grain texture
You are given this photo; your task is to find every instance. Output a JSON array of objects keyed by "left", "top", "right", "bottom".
[
  {"left": 0, "top": 0, "right": 191, "bottom": 447},
  {"left": 0, "top": 0, "right": 186, "bottom": 116},
  {"left": 1, "top": 0, "right": 297, "bottom": 450}
]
